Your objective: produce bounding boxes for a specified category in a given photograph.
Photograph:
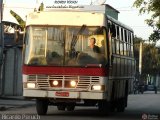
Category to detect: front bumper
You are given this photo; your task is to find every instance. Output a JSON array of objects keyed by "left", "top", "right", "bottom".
[{"left": 23, "top": 89, "right": 107, "bottom": 100}]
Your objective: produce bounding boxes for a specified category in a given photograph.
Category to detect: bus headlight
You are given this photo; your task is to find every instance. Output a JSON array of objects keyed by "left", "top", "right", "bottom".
[
  {"left": 50, "top": 80, "right": 62, "bottom": 87},
  {"left": 27, "top": 83, "right": 36, "bottom": 88},
  {"left": 52, "top": 80, "right": 59, "bottom": 86},
  {"left": 70, "top": 80, "right": 77, "bottom": 87}
]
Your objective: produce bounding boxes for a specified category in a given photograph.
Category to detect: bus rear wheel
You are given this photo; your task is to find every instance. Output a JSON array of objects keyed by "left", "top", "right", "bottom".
[
  {"left": 57, "top": 105, "right": 66, "bottom": 111},
  {"left": 117, "top": 98, "right": 125, "bottom": 112},
  {"left": 66, "top": 105, "right": 75, "bottom": 111},
  {"left": 36, "top": 99, "right": 48, "bottom": 115}
]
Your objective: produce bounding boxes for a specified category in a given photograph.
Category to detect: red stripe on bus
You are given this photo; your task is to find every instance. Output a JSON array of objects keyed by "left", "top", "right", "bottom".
[{"left": 22, "top": 65, "right": 108, "bottom": 76}]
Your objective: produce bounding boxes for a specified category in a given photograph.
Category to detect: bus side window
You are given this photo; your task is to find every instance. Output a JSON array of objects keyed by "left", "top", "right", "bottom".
[
  {"left": 120, "top": 27, "right": 124, "bottom": 55},
  {"left": 128, "top": 32, "right": 131, "bottom": 57},
  {"left": 111, "top": 24, "right": 116, "bottom": 54},
  {"left": 116, "top": 26, "right": 120, "bottom": 55},
  {"left": 131, "top": 33, "right": 134, "bottom": 57},
  {"left": 111, "top": 24, "right": 116, "bottom": 38},
  {"left": 125, "top": 30, "right": 129, "bottom": 56},
  {"left": 123, "top": 29, "right": 127, "bottom": 56}
]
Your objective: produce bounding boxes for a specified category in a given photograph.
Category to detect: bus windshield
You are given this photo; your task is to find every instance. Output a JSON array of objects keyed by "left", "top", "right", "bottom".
[{"left": 24, "top": 26, "right": 107, "bottom": 67}]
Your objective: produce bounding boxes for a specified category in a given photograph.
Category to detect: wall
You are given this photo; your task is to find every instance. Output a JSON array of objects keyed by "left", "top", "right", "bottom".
[
  {"left": 2, "top": 47, "right": 22, "bottom": 96},
  {"left": 0, "top": 31, "right": 23, "bottom": 96},
  {"left": 0, "top": 20, "right": 23, "bottom": 96}
]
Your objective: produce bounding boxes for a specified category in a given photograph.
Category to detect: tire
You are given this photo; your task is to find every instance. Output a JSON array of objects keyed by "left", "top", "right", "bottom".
[
  {"left": 155, "top": 90, "right": 157, "bottom": 94},
  {"left": 36, "top": 99, "right": 48, "bottom": 115},
  {"left": 57, "top": 105, "right": 66, "bottom": 111},
  {"left": 66, "top": 105, "right": 75, "bottom": 111},
  {"left": 110, "top": 101, "right": 116, "bottom": 112},
  {"left": 117, "top": 98, "right": 125, "bottom": 112}
]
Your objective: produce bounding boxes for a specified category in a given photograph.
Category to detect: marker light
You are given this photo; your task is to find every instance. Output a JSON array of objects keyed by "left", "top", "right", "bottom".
[
  {"left": 70, "top": 81, "right": 76, "bottom": 87},
  {"left": 27, "top": 83, "right": 36, "bottom": 88},
  {"left": 53, "top": 80, "right": 59, "bottom": 86},
  {"left": 92, "top": 85, "right": 102, "bottom": 90}
]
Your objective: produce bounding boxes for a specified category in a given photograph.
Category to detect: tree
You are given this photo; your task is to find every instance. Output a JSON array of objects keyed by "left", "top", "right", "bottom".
[
  {"left": 10, "top": 2, "right": 44, "bottom": 30},
  {"left": 10, "top": 10, "right": 26, "bottom": 31},
  {"left": 133, "top": 0, "right": 160, "bottom": 42},
  {"left": 38, "top": 2, "right": 44, "bottom": 11},
  {"left": 134, "top": 36, "right": 160, "bottom": 82},
  {"left": 133, "top": 0, "right": 160, "bottom": 28},
  {"left": 149, "top": 30, "right": 160, "bottom": 42},
  {"left": 142, "top": 44, "right": 160, "bottom": 75}
]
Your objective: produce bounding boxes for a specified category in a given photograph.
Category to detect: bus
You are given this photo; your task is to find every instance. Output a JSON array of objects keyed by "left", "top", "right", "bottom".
[{"left": 22, "top": 5, "right": 135, "bottom": 115}]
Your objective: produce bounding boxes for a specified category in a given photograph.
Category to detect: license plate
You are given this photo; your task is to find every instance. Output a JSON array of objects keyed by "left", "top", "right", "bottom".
[{"left": 55, "top": 92, "right": 69, "bottom": 97}]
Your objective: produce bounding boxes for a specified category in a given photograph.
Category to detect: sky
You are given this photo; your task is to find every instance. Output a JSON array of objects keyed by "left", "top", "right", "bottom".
[{"left": 3, "top": 0, "right": 154, "bottom": 40}]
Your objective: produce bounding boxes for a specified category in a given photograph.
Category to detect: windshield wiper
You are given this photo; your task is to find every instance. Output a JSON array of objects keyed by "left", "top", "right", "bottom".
[{"left": 70, "top": 24, "right": 86, "bottom": 50}]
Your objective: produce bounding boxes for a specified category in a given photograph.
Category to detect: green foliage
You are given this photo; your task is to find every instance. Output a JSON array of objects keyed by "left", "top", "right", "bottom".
[
  {"left": 134, "top": 36, "right": 160, "bottom": 75},
  {"left": 133, "top": 0, "right": 160, "bottom": 23},
  {"left": 134, "top": 36, "right": 144, "bottom": 44},
  {"left": 149, "top": 30, "right": 160, "bottom": 42},
  {"left": 39, "top": 2, "right": 44, "bottom": 11},
  {"left": 142, "top": 44, "right": 160, "bottom": 75},
  {"left": 10, "top": 10, "right": 26, "bottom": 30},
  {"left": 133, "top": 0, "right": 160, "bottom": 42}
]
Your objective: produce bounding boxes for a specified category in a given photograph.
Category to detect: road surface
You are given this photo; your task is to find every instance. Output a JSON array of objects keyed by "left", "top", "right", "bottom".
[{"left": 0, "top": 92, "right": 160, "bottom": 120}]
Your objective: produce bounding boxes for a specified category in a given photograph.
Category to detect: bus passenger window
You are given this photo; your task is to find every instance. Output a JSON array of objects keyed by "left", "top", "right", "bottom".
[
  {"left": 116, "top": 40, "right": 120, "bottom": 55},
  {"left": 111, "top": 24, "right": 116, "bottom": 38},
  {"left": 124, "top": 30, "right": 127, "bottom": 42},
  {"left": 116, "top": 26, "right": 120, "bottom": 40},
  {"left": 121, "top": 28, "right": 124, "bottom": 41}
]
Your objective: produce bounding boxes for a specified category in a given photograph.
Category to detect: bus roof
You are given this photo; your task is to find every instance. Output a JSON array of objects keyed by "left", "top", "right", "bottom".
[
  {"left": 26, "top": 11, "right": 106, "bottom": 27},
  {"left": 107, "top": 15, "right": 133, "bottom": 32},
  {"left": 26, "top": 4, "right": 133, "bottom": 32}
]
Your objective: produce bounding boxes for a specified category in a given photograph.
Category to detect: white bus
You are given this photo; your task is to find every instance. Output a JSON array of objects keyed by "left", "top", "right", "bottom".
[{"left": 23, "top": 5, "right": 135, "bottom": 115}]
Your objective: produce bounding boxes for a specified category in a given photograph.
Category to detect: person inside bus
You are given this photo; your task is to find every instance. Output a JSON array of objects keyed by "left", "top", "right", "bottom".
[
  {"left": 89, "top": 37, "right": 100, "bottom": 53},
  {"left": 100, "top": 40, "right": 105, "bottom": 54},
  {"left": 77, "top": 38, "right": 107, "bottom": 66}
]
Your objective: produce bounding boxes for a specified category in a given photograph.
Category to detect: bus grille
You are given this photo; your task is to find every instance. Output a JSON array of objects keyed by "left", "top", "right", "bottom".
[{"left": 27, "top": 75, "right": 100, "bottom": 90}]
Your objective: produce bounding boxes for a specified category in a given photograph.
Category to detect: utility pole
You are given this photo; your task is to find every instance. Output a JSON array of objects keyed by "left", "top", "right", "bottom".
[
  {"left": 0, "top": 0, "right": 3, "bottom": 47},
  {"left": 0, "top": 0, "right": 3, "bottom": 96},
  {"left": 139, "top": 42, "right": 142, "bottom": 75},
  {"left": 0, "top": 0, "right": 3, "bottom": 40},
  {"left": 0, "top": 0, "right": 3, "bottom": 62}
]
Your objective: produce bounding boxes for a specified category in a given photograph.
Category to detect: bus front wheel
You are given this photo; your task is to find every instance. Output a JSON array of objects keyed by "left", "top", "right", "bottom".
[{"left": 36, "top": 99, "right": 48, "bottom": 115}]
